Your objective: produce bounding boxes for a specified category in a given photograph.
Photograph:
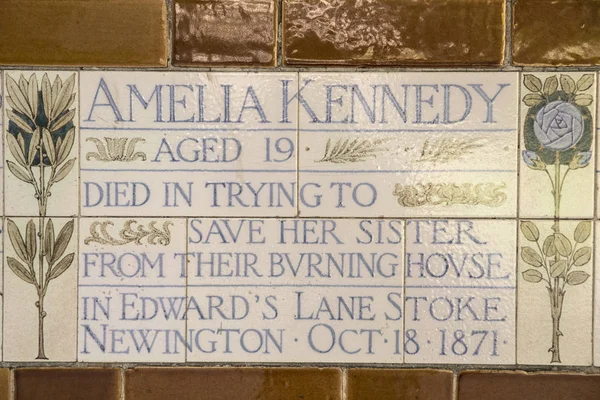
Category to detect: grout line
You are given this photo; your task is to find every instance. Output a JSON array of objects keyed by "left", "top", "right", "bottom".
[
  {"left": 120, "top": 367, "right": 125, "bottom": 400},
  {"left": 10, "top": 368, "right": 14, "bottom": 400},
  {"left": 453, "top": 371, "right": 459, "bottom": 400},
  {"left": 504, "top": 0, "right": 514, "bottom": 67},
  {"left": 166, "top": 0, "right": 174, "bottom": 68},
  {"left": 341, "top": 367, "right": 347, "bottom": 400},
  {"left": 515, "top": 71, "right": 521, "bottom": 365},
  {"left": 277, "top": 0, "right": 284, "bottom": 67}
]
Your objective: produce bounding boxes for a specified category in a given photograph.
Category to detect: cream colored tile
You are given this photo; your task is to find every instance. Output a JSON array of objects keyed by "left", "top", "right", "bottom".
[
  {"left": 186, "top": 218, "right": 404, "bottom": 363},
  {"left": 520, "top": 73, "right": 596, "bottom": 219},
  {"left": 298, "top": 72, "right": 518, "bottom": 218},
  {"left": 78, "top": 217, "right": 187, "bottom": 362},
  {"left": 404, "top": 219, "right": 516, "bottom": 364},
  {"left": 517, "top": 219, "right": 593, "bottom": 365},
  {"left": 79, "top": 72, "right": 297, "bottom": 217},
  {"left": 4, "top": 217, "right": 77, "bottom": 361},
  {"left": 4, "top": 71, "right": 78, "bottom": 217}
]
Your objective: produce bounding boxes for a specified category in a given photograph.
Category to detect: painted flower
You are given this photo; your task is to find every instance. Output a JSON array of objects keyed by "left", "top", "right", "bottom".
[
  {"left": 534, "top": 101, "right": 584, "bottom": 151},
  {"left": 569, "top": 151, "right": 592, "bottom": 170},
  {"left": 522, "top": 150, "right": 546, "bottom": 170}
]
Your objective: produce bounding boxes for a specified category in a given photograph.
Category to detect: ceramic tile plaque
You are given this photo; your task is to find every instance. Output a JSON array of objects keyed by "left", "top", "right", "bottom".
[{"left": 1, "top": 70, "right": 600, "bottom": 366}]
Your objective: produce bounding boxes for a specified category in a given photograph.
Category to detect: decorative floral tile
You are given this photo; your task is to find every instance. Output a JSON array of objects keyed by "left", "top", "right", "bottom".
[
  {"left": 3, "top": 70, "right": 79, "bottom": 217},
  {"left": 517, "top": 220, "right": 593, "bottom": 365},
  {"left": 519, "top": 72, "right": 596, "bottom": 219},
  {"left": 4, "top": 217, "right": 78, "bottom": 361},
  {"left": 79, "top": 72, "right": 297, "bottom": 217},
  {"left": 297, "top": 72, "right": 518, "bottom": 218},
  {"left": 78, "top": 218, "right": 187, "bottom": 362},
  {"left": 186, "top": 218, "right": 404, "bottom": 363},
  {"left": 404, "top": 219, "right": 517, "bottom": 364}
]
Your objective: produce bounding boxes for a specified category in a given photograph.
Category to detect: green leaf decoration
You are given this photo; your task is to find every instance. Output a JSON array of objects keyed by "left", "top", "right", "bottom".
[
  {"left": 53, "top": 158, "right": 76, "bottom": 183},
  {"left": 523, "top": 269, "right": 543, "bottom": 283},
  {"left": 6, "top": 75, "right": 33, "bottom": 120},
  {"left": 521, "top": 246, "right": 543, "bottom": 267},
  {"left": 524, "top": 74, "right": 543, "bottom": 92},
  {"left": 45, "top": 219, "right": 56, "bottom": 265},
  {"left": 542, "top": 235, "right": 556, "bottom": 257},
  {"left": 574, "top": 220, "right": 592, "bottom": 243},
  {"left": 560, "top": 74, "right": 576, "bottom": 94},
  {"left": 27, "top": 73, "right": 38, "bottom": 121},
  {"left": 51, "top": 220, "right": 74, "bottom": 265},
  {"left": 523, "top": 93, "right": 544, "bottom": 106},
  {"left": 41, "top": 73, "right": 52, "bottom": 120},
  {"left": 550, "top": 260, "right": 567, "bottom": 278},
  {"left": 6, "top": 219, "right": 29, "bottom": 263},
  {"left": 7, "top": 110, "right": 33, "bottom": 134},
  {"left": 554, "top": 233, "right": 572, "bottom": 257},
  {"left": 6, "top": 133, "right": 28, "bottom": 167},
  {"left": 566, "top": 271, "right": 590, "bottom": 286},
  {"left": 25, "top": 219, "right": 37, "bottom": 262},
  {"left": 6, "top": 161, "right": 32, "bottom": 184},
  {"left": 6, "top": 257, "right": 35, "bottom": 285},
  {"left": 574, "top": 94, "right": 594, "bottom": 106},
  {"left": 28, "top": 128, "right": 40, "bottom": 166},
  {"left": 520, "top": 221, "right": 540, "bottom": 242},
  {"left": 57, "top": 128, "right": 75, "bottom": 165},
  {"left": 42, "top": 128, "right": 56, "bottom": 165},
  {"left": 576, "top": 74, "right": 594, "bottom": 92},
  {"left": 543, "top": 76, "right": 558, "bottom": 96},
  {"left": 573, "top": 247, "right": 592, "bottom": 266},
  {"left": 48, "top": 252, "right": 75, "bottom": 281}
]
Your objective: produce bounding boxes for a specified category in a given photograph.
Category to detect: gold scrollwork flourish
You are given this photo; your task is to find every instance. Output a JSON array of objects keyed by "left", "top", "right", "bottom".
[
  {"left": 393, "top": 182, "right": 507, "bottom": 207},
  {"left": 84, "top": 220, "right": 173, "bottom": 246}
]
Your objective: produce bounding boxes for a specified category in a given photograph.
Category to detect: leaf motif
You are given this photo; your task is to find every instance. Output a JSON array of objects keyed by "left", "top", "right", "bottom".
[
  {"left": 521, "top": 246, "right": 543, "bottom": 267},
  {"left": 28, "top": 128, "right": 40, "bottom": 166},
  {"left": 48, "top": 253, "right": 75, "bottom": 281},
  {"left": 542, "top": 235, "right": 556, "bottom": 257},
  {"left": 576, "top": 74, "right": 594, "bottom": 91},
  {"left": 25, "top": 219, "right": 37, "bottom": 262},
  {"left": 6, "top": 133, "right": 28, "bottom": 167},
  {"left": 51, "top": 219, "right": 74, "bottom": 264},
  {"left": 42, "top": 128, "right": 56, "bottom": 165},
  {"left": 574, "top": 94, "right": 594, "bottom": 106},
  {"left": 522, "top": 269, "right": 543, "bottom": 283},
  {"left": 28, "top": 73, "right": 38, "bottom": 120},
  {"left": 523, "top": 75, "right": 543, "bottom": 92},
  {"left": 573, "top": 247, "right": 592, "bottom": 266},
  {"left": 41, "top": 73, "right": 52, "bottom": 120},
  {"left": 554, "top": 233, "right": 572, "bottom": 256},
  {"left": 543, "top": 76, "right": 558, "bottom": 96},
  {"left": 574, "top": 220, "right": 592, "bottom": 243},
  {"left": 560, "top": 74, "right": 576, "bottom": 94},
  {"left": 45, "top": 219, "right": 55, "bottom": 265},
  {"left": 6, "top": 75, "right": 32, "bottom": 119},
  {"left": 522, "top": 93, "right": 544, "bottom": 107},
  {"left": 6, "top": 160, "right": 33, "bottom": 184},
  {"left": 50, "top": 109, "right": 75, "bottom": 132},
  {"left": 566, "top": 271, "right": 590, "bottom": 286},
  {"left": 49, "top": 252, "right": 75, "bottom": 281},
  {"left": 7, "top": 110, "right": 33, "bottom": 134},
  {"left": 520, "top": 221, "right": 539, "bottom": 241},
  {"left": 6, "top": 257, "right": 35, "bottom": 285},
  {"left": 52, "top": 74, "right": 76, "bottom": 120},
  {"left": 19, "top": 75, "right": 28, "bottom": 97},
  {"left": 51, "top": 75, "right": 63, "bottom": 110},
  {"left": 57, "top": 128, "right": 75, "bottom": 164},
  {"left": 6, "top": 219, "right": 29, "bottom": 263},
  {"left": 550, "top": 260, "right": 567, "bottom": 278},
  {"left": 52, "top": 158, "right": 76, "bottom": 183}
]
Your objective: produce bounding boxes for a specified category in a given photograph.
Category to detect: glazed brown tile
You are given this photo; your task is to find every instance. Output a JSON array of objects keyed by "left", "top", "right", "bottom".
[
  {"left": 15, "top": 368, "right": 120, "bottom": 400},
  {"left": 174, "top": 0, "right": 276, "bottom": 66},
  {"left": 125, "top": 368, "right": 341, "bottom": 400},
  {"left": 0, "top": 0, "right": 167, "bottom": 66},
  {"left": 284, "top": 0, "right": 504, "bottom": 66},
  {"left": 513, "top": 0, "right": 600, "bottom": 65},
  {"left": 0, "top": 370, "right": 10, "bottom": 400},
  {"left": 459, "top": 371, "right": 600, "bottom": 400},
  {"left": 347, "top": 369, "right": 453, "bottom": 400}
]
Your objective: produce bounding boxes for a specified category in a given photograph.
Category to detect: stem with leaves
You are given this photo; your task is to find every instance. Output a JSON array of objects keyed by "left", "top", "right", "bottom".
[{"left": 4, "top": 73, "right": 76, "bottom": 360}]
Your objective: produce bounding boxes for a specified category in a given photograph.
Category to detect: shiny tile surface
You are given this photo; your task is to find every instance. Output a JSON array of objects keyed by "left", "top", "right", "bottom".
[
  {"left": 513, "top": 0, "right": 600, "bottom": 66},
  {"left": 284, "top": 0, "right": 504, "bottom": 66},
  {"left": 125, "top": 368, "right": 342, "bottom": 400},
  {"left": 0, "top": 0, "right": 167, "bottom": 67},
  {"left": 15, "top": 368, "right": 121, "bottom": 400},
  {"left": 174, "top": 0, "right": 276, "bottom": 66},
  {"left": 347, "top": 369, "right": 453, "bottom": 400}
]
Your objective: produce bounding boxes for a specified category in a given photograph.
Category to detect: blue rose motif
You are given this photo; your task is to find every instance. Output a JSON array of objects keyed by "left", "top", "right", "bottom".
[
  {"left": 533, "top": 101, "right": 584, "bottom": 151},
  {"left": 522, "top": 150, "right": 546, "bottom": 170}
]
